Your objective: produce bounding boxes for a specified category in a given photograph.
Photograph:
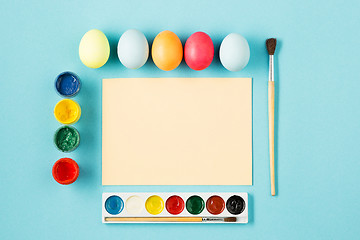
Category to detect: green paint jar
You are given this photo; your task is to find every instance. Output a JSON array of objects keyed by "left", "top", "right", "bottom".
[
  {"left": 186, "top": 195, "right": 205, "bottom": 215},
  {"left": 54, "top": 125, "right": 80, "bottom": 152}
]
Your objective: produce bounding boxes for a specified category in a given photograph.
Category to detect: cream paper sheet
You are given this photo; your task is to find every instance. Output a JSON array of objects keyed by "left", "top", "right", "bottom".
[{"left": 102, "top": 78, "right": 252, "bottom": 185}]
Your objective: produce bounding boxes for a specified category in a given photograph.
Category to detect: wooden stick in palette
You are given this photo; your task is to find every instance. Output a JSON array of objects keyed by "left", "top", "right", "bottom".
[{"left": 105, "top": 217, "right": 237, "bottom": 223}]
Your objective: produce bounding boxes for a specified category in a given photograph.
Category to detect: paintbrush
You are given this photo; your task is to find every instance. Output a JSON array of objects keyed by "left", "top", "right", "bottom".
[
  {"left": 105, "top": 217, "right": 237, "bottom": 223},
  {"left": 266, "top": 38, "right": 277, "bottom": 196}
]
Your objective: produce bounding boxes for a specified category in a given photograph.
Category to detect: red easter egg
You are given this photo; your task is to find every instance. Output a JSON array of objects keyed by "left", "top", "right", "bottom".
[{"left": 184, "top": 32, "right": 214, "bottom": 70}]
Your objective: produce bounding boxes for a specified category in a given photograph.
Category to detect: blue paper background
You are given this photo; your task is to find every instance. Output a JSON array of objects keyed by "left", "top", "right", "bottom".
[{"left": 1, "top": 0, "right": 360, "bottom": 239}]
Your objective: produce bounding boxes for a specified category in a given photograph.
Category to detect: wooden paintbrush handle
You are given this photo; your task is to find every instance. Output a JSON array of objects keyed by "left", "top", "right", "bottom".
[
  {"left": 268, "top": 81, "right": 275, "bottom": 196},
  {"left": 105, "top": 217, "right": 203, "bottom": 222}
]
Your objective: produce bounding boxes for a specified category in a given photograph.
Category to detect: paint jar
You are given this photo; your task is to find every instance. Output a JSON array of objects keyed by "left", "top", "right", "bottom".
[
  {"left": 52, "top": 158, "right": 79, "bottom": 185},
  {"left": 105, "top": 196, "right": 124, "bottom": 215},
  {"left": 54, "top": 99, "right": 81, "bottom": 124},
  {"left": 145, "top": 195, "right": 164, "bottom": 215},
  {"left": 54, "top": 125, "right": 80, "bottom": 152},
  {"left": 55, "top": 71, "right": 81, "bottom": 97}
]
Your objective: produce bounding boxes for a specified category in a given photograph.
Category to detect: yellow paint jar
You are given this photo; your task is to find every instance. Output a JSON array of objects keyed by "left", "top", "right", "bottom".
[
  {"left": 145, "top": 195, "right": 164, "bottom": 215},
  {"left": 54, "top": 99, "right": 81, "bottom": 124}
]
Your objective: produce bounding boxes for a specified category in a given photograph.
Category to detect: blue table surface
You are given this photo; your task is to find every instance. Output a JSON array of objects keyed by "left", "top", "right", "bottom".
[{"left": 1, "top": 0, "right": 360, "bottom": 239}]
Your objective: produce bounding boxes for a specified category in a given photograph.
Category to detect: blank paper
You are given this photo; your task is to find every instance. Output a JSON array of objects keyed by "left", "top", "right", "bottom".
[{"left": 102, "top": 78, "right": 252, "bottom": 185}]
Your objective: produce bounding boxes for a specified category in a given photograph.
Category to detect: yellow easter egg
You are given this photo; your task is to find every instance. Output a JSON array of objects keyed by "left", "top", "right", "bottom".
[
  {"left": 79, "top": 29, "right": 110, "bottom": 68},
  {"left": 152, "top": 30, "right": 183, "bottom": 71}
]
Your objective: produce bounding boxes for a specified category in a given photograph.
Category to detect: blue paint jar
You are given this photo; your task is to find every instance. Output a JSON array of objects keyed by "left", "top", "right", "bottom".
[
  {"left": 55, "top": 71, "right": 81, "bottom": 97},
  {"left": 105, "top": 196, "right": 124, "bottom": 215}
]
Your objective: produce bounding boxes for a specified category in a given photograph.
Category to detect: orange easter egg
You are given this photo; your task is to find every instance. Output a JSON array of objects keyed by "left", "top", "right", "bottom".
[{"left": 152, "top": 30, "right": 183, "bottom": 71}]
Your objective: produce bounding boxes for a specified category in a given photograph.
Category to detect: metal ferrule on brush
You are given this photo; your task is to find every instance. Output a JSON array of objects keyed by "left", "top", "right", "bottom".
[
  {"left": 269, "top": 55, "right": 274, "bottom": 82},
  {"left": 202, "top": 217, "right": 237, "bottom": 222},
  {"left": 202, "top": 217, "right": 224, "bottom": 222}
]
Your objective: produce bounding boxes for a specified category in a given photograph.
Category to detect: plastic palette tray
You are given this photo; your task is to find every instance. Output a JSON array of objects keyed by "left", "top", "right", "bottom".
[{"left": 102, "top": 192, "right": 248, "bottom": 224}]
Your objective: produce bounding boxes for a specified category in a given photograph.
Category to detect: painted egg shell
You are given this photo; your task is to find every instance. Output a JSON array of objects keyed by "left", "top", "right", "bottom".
[
  {"left": 184, "top": 32, "right": 214, "bottom": 70},
  {"left": 151, "top": 30, "right": 183, "bottom": 71},
  {"left": 79, "top": 29, "right": 110, "bottom": 69},
  {"left": 117, "top": 29, "right": 149, "bottom": 69},
  {"left": 219, "top": 33, "right": 250, "bottom": 71}
]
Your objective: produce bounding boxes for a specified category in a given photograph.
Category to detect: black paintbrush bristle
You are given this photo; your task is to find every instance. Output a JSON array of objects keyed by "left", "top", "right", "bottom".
[
  {"left": 266, "top": 38, "right": 277, "bottom": 55},
  {"left": 224, "top": 217, "right": 237, "bottom": 222}
]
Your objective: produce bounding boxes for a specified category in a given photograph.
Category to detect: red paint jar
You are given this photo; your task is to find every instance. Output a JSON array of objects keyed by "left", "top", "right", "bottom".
[
  {"left": 166, "top": 195, "right": 185, "bottom": 215},
  {"left": 52, "top": 158, "right": 79, "bottom": 185}
]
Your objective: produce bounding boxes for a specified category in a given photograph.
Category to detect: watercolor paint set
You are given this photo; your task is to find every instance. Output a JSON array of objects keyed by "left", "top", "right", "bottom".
[{"left": 102, "top": 192, "right": 248, "bottom": 224}]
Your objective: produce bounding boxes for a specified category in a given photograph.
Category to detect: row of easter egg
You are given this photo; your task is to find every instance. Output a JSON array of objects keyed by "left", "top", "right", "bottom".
[{"left": 79, "top": 29, "right": 250, "bottom": 71}]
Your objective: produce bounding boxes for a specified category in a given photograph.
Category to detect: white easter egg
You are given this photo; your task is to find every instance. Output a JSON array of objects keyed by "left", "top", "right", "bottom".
[
  {"left": 219, "top": 33, "right": 250, "bottom": 71},
  {"left": 117, "top": 29, "right": 149, "bottom": 69}
]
